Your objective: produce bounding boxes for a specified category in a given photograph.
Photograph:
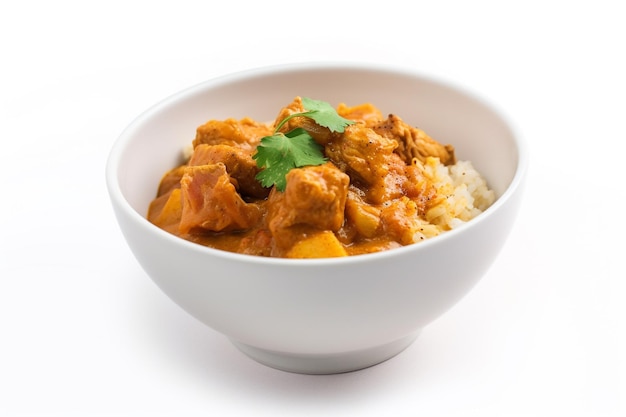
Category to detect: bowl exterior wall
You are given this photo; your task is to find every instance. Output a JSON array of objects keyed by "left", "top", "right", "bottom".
[
  {"left": 110, "top": 180, "right": 523, "bottom": 355},
  {"left": 107, "top": 62, "right": 527, "bottom": 358}
]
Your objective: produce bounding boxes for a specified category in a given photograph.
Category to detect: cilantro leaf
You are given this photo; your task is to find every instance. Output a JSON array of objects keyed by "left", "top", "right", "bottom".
[
  {"left": 253, "top": 128, "right": 327, "bottom": 191},
  {"left": 254, "top": 97, "right": 353, "bottom": 191},
  {"left": 300, "top": 97, "right": 355, "bottom": 133},
  {"left": 275, "top": 97, "right": 356, "bottom": 133}
]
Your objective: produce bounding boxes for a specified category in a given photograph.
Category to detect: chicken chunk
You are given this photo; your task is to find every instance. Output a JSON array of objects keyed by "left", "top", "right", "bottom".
[
  {"left": 179, "top": 163, "right": 262, "bottom": 234},
  {"left": 380, "top": 196, "right": 440, "bottom": 245},
  {"left": 189, "top": 144, "right": 269, "bottom": 199},
  {"left": 372, "top": 114, "right": 456, "bottom": 165},
  {"left": 193, "top": 117, "right": 273, "bottom": 152},
  {"left": 267, "top": 163, "right": 349, "bottom": 251},
  {"left": 324, "top": 123, "right": 410, "bottom": 204},
  {"left": 325, "top": 124, "right": 396, "bottom": 184}
]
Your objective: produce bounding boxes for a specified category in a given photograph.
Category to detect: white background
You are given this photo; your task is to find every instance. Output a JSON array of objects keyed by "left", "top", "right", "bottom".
[{"left": 1, "top": 1, "right": 624, "bottom": 416}]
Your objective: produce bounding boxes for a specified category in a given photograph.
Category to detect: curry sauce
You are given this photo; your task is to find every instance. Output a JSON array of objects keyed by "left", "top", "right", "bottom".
[{"left": 147, "top": 97, "right": 465, "bottom": 258}]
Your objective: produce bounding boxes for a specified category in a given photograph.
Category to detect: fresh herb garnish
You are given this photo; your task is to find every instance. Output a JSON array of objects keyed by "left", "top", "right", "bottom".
[
  {"left": 253, "top": 97, "right": 354, "bottom": 191},
  {"left": 253, "top": 128, "right": 325, "bottom": 191}
]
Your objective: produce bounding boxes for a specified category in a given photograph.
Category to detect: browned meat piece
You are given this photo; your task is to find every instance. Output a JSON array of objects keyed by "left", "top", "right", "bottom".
[
  {"left": 272, "top": 97, "right": 337, "bottom": 145},
  {"left": 189, "top": 144, "right": 269, "bottom": 199},
  {"left": 403, "top": 162, "right": 437, "bottom": 214},
  {"left": 380, "top": 197, "right": 424, "bottom": 245},
  {"left": 372, "top": 114, "right": 456, "bottom": 165},
  {"left": 325, "top": 124, "right": 410, "bottom": 204},
  {"left": 193, "top": 117, "right": 273, "bottom": 151},
  {"left": 267, "top": 163, "right": 349, "bottom": 250},
  {"left": 325, "top": 124, "right": 396, "bottom": 185},
  {"left": 179, "top": 163, "right": 262, "bottom": 234}
]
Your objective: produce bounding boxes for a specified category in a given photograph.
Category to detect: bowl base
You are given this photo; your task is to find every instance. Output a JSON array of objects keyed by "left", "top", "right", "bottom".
[{"left": 231, "top": 332, "right": 420, "bottom": 375}]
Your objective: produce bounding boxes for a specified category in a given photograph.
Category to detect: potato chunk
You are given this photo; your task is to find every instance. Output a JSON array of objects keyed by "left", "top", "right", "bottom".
[
  {"left": 153, "top": 188, "right": 182, "bottom": 227},
  {"left": 286, "top": 231, "right": 348, "bottom": 259},
  {"left": 345, "top": 193, "right": 381, "bottom": 238}
]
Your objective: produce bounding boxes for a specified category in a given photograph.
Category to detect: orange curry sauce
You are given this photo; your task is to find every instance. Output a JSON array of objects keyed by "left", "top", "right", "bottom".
[{"left": 147, "top": 97, "right": 455, "bottom": 258}]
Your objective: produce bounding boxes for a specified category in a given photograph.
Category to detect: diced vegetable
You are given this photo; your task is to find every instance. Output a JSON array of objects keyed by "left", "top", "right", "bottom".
[
  {"left": 286, "top": 231, "right": 347, "bottom": 258},
  {"left": 154, "top": 188, "right": 182, "bottom": 227},
  {"left": 345, "top": 198, "right": 381, "bottom": 238}
]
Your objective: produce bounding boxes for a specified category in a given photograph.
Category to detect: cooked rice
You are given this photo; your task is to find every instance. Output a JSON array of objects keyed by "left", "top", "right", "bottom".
[{"left": 411, "top": 157, "right": 495, "bottom": 242}]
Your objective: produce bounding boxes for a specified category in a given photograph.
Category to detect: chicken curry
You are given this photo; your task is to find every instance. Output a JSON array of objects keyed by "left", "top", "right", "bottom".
[{"left": 147, "top": 97, "right": 460, "bottom": 258}]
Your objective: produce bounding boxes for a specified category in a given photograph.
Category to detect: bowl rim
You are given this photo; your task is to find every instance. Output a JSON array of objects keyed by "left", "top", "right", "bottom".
[{"left": 106, "top": 61, "right": 528, "bottom": 267}]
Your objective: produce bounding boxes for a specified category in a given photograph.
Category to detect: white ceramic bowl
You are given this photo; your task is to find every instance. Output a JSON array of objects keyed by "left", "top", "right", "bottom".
[{"left": 106, "top": 62, "right": 527, "bottom": 374}]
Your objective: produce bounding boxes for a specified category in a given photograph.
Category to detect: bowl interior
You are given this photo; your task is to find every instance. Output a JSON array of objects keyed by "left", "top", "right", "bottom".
[{"left": 111, "top": 64, "right": 520, "bottom": 220}]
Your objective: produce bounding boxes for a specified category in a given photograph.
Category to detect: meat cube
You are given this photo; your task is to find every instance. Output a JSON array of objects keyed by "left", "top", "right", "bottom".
[
  {"left": 325, "top": 124, "right": 410, "bottom": 204},
  {"left": 193, "top": 117, "right": 273, "bottom": 151},
  {"left": 372, "top": 114, "right": 456, "bottom": 165},
  {"left": 189, "top": 144, "right": 269, "bottom": 199},
  {"left": 325, "top": 124, "right": 397, "bottom": 185},
  {"left": 380, "top": 196, "right": 440, "bottom": 245},
  {"left": 267, "top": 163, "right": 349, "bottom": 249},
  {"left": 179, "top": 163, "right": 262, "bottom": 234}
]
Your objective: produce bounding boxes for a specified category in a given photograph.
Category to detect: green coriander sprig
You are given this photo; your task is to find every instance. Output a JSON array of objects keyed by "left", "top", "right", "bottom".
[{"left": 253, "top": 98, "right": 354, "bottom": 191}]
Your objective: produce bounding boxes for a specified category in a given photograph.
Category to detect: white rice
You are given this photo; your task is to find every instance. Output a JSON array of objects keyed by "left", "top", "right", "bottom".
[{"left": 411, "top": 157, "right": 495, "bottom": 242}]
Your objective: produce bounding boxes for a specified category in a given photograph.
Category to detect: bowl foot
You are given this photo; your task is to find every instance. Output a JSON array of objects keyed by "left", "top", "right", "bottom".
[{"left": 230, "top": 332, "right": 420, "bottom": 374}]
